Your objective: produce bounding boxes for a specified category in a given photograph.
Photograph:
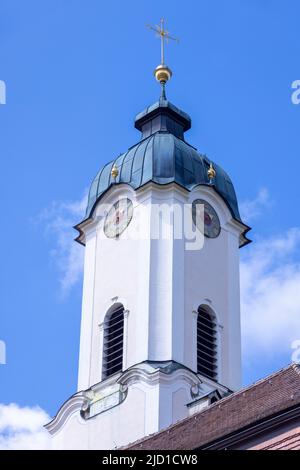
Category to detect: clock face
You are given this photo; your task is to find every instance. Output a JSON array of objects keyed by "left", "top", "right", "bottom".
[
  {"left": 104, "top": 198, "right": 133, "bottom": 238},
  {"left": 192, "top": 199, "right": 221, "bottom": 239}
]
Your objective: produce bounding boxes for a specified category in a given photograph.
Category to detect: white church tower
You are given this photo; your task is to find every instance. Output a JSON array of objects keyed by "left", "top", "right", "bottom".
[{"left": 46, "top": 22, "right": 250, "bottom": 449}]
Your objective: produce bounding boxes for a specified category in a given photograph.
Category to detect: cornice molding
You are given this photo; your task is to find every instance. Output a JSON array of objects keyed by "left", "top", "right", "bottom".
[
  {"left": 44, "top": 394, "right": 86, "bottom": 435},
  {"left": 119, "top": 364, "right": 203, "bottom": 399},
  {"left": 45, "top": 361, "right": 229, "bottom": 437}
]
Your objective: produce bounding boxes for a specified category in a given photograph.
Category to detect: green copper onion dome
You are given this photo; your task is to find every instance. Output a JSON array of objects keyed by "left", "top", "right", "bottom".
[{"left": 84, "top": 97, "right": 245, "bottom": 229}]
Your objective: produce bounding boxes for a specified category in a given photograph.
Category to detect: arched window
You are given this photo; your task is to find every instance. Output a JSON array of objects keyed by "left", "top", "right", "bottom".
[
  {"left": 102, "top": 304, "right": 124, "bottom": 379},
  {"left": 197, "top": 306, "right": 217, "bottom": 380}
]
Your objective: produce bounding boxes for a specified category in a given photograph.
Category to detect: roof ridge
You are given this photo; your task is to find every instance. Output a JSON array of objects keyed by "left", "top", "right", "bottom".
[
  {"left": 213, "top": 362, "right": 297, "bottom": 405},
  {"left": 292, "top": 362, "right": 300, "bottom": 375}
]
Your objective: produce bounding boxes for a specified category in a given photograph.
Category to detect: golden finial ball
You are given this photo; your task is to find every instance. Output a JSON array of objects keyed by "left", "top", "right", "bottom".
[
  {"left": 207, "top": 163, "right": 216, "bottom": 181},
  {"left": 154, "top": 64, "right": 172, "bottom": 84},
  {"left": 111, "top": 165, "right": 119, "bottom": 179}
]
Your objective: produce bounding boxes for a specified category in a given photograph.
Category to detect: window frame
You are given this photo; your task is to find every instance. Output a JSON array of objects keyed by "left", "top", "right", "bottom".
[
  {"left": 102, "top": 303, "right": 125, "bottom": 380},
  {"left": 196, "top": 305, "right": 218, "bottom": 381}
]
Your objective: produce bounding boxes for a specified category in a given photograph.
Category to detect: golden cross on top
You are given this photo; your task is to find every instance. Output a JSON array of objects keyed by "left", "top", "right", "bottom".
[{"left": 147, "top": 18, "right": 179, "bottom": 65}]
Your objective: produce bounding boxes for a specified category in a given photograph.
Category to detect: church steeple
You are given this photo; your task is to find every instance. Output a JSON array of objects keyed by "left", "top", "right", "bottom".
[{"left": 46, "top": 20, "right": 251, "bottom": 450}]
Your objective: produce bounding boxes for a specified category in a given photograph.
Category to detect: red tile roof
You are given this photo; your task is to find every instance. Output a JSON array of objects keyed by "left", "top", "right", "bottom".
[
  {"left": 253, "top": 430, "right": 300, "bottom": 450},
  {"left": 126, "top": 364, "right": 300, "bottom": 450}
]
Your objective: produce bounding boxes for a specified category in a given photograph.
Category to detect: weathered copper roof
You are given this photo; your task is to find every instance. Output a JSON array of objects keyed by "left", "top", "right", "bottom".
[{"left": 85, "top": 99, "right": 245, "bottom": 229}]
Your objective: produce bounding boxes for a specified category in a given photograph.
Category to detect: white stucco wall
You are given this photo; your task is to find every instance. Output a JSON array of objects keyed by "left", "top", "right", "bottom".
[
  {"left": 51, "top": 372, "right": 200, "bottom": 450},
  {"left": 78, "top": 183, "right": 242, "bottom": 392},
  {"left": 53, "top": 181, "right": 245, "bottom": 449}
]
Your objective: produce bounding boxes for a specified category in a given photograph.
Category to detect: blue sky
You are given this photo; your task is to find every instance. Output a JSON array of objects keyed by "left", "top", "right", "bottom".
[{"left": 1, "top": 0, "right": 300, "bottom": 441}]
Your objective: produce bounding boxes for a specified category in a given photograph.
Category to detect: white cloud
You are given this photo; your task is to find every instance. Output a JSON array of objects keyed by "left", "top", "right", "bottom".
[
  {"left": 239, "top": 187, "right": 271, "bottom": 222},
  {"left": 0, "top": 403, "right": 51, "bottom": 450},
  {"left": 40, "top": 191, "right": 87, "bottom": 297},
  {"left": 241, "top": 228, "right": 300, "bottom": 363}
]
